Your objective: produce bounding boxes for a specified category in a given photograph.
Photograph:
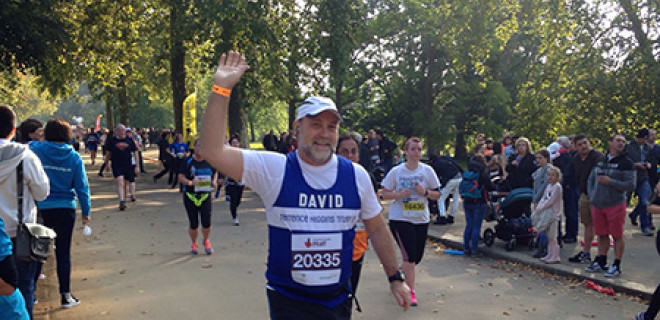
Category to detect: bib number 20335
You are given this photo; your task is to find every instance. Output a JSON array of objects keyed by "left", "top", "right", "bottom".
[{"left": 291, "top": 233, "right": 342, "bottom": 286}]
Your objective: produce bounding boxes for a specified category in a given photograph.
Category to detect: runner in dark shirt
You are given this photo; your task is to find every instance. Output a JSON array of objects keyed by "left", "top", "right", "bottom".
[{"left": 104, "top": 124, "right": 137, "bottom": 210}]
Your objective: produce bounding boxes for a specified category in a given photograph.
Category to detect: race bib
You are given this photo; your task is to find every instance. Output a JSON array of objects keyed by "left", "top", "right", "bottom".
[
  {"left": 177, "top": 153, "right": 185, "bottom": 159},
  {"left": 403, "top": 200, "right": 425, "bottom": 217},
  {"left": 195, "top": 175, "right": 213, "bottom": 192},
  {"left": 291, "top": 233, "right": 342, "bottom": 286}
]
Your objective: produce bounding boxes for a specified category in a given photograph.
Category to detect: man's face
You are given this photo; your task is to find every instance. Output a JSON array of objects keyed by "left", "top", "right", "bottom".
[
  {"left": 637, "top": 137, "right": 647, "bottom": 145},
  {"left": 609, "top": 135, "right": 626, "bottom": 154},
  {"left": 115, "top": 125, "right": 126, "bottom": 139},
  {"left": 296, "top": 111, "right": 339, "bottom": 165},
  {"left": 337, "top": 138, "right": 359, "bottom": 163},
  {"left": 575, "top": 138, "right": 591, "bottom": 156}
]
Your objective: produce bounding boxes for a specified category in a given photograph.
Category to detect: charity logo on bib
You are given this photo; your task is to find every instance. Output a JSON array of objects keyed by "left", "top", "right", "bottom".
[{"left": 291, "top": 233, "right": 342, "bottom": 286}]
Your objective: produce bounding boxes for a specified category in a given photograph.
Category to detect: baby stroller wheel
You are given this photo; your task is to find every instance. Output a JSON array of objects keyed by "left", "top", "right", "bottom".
[
  {"left": 505, "top": 238, "right": 517, "bottom": 252},
  {"left": 483, "top": 228, "right": 495, "bottom": 247},
  {"left": 528, "top": 237, "right": 537, "bottom": 251}
]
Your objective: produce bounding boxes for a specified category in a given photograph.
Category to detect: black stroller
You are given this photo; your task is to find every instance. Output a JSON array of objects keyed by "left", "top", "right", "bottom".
[{"left": 483, "top": 188, "right": 537, "bottom": 251}]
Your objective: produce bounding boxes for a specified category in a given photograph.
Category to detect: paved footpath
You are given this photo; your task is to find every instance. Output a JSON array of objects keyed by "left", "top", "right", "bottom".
[
  {"left": 31, "top": 149, "right": 653, "bottom": 319},
  {"left": 427, "top": 200, "right": 660, "bottom": 300}
]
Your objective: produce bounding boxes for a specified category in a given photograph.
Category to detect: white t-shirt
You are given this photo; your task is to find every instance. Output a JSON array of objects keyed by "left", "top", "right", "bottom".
[
  {"left": 381, "top": 163, "right": 440, "bottom": 224},
  {"left": 241, "top": 150, "right": 382, "bottom": 221}
]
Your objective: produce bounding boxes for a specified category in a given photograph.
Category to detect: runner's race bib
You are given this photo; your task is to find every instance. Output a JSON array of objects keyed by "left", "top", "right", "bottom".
[
  {"left": 291, "top": 233, "right": 342, "bottom": 286},
  {"left": 195, "top": 175, "right": 213, "bottom": 192},
  {"left": 403, "top": 197, "right": 425, "bottom": 217}
]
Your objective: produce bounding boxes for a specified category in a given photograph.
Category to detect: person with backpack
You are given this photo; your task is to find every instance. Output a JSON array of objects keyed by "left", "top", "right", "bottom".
[
  {"left": 178, "top": 139, "right": 218, "bottom": 255},
  {"left": 0, "top": 105, "right": 50, "bottom": 319},
  {"left": 460, "top": 154, "right": 493, "bottom": 256},
  {"left": 381, "top": 137, "right": 441, "bottom": 307}
]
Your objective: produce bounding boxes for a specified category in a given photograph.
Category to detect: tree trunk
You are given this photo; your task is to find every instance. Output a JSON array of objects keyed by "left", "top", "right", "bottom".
[
  {"left": 618, "top": 0, "right": 659, "bottom": 112},
  {"left": 170, "top": 0, "right": 186, "bottom": 134},
  {"left": 455, "top": 121, "right": 467, "bottom": 161},
  {"left": 248, "top": 116, "right": 255, "bottom": 143},
  {"left": 117, "top": 76, "right": 129, "bottom": 126},
  {"left": 422, "top": 41, "right": 438, "bottom": 153},
  {"left": 104, "top": 88, "right": 115, "bottom": 129},
  {"left": 334, "top": 81, "right": 343, "bottom": 114},
  {"left": 228, "top": 85, "right": 249, "bottom": 147},
  {"left": 288, "top": 99, "right": 296, "bottom": 130}
]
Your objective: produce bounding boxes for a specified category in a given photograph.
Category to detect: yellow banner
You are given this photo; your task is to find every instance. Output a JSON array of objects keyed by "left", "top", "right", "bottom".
[{"left": 182, "top": 92, "right": 197, "bottom": 144}]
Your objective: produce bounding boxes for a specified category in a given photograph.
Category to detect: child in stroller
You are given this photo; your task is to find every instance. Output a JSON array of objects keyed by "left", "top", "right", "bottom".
[{"left": 483, "top": 188, "right": 537, "bottom": 251}]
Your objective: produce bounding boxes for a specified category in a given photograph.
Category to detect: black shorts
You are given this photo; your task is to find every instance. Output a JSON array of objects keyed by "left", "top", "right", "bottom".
[
  {"left": 266, "top": 289, "right": 351, "bottom": 320},
  {"left": 112, "top": 164, "right": 135, "bottom": 182},
  {"left": 389, "top": 220, "right": 429, "bottom": 264}
]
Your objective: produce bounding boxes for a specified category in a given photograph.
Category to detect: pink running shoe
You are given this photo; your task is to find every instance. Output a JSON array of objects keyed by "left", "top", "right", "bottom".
[
  {"left": 190, "top": 243, "right": 198, "bottom": 255},
  {"left": 410, "top": 290, "right": 418, "bottom": 307},
  {"left": 204, "top": 239, "right": 213, "bottom": 255}
]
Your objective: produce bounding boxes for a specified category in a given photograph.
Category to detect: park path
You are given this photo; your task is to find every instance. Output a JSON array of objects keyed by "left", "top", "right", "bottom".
[{"left": 31, "top": 149, "right": 650, "bottom": 319}]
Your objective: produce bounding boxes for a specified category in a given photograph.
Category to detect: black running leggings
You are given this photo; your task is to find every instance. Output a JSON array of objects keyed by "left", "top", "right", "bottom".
[
  {"left": 226, "top": 184, "right": 244, "bottom": 219},
  {"left": 647, "top": 283, "right": 660, "bottom": 319},
  {"left": 183, "top": 194, "right": 212, "bottom": 229},
  {"left": 0, "top": 254, "right": 18, "bottom": 289}
]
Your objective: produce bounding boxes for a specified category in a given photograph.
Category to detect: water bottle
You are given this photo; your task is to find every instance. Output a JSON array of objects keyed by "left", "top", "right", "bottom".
[
  {"left": 401, "top": 181, "right": 409, "bottom": 203},
  {"left": 82, "top": 225, "right": 92, "bottom": 237}
]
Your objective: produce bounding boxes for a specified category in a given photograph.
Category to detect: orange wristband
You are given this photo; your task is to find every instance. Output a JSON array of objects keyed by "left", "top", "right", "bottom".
[{"left": 211, "top": 84, "right": 231, "bottom": 97}]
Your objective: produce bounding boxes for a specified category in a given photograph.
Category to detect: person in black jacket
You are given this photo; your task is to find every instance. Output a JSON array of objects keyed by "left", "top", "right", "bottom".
[
  {"left": 153, "top": 131, "right": 175, "bottom": 185},
  {"left": 429, "top": 153, "right": 463, "bottom": 225},
  {"left": 626, "top": 128, "right": 654, "bottom": 236},
  {"left": 505, "top": 137, "right": 537, "bottom": 190},
  {"left": 376, "top": 129, "right": 398, "bottom": 175},
  {"left": 462, "top": 155, "right": 493, "bottom": 255},
  {"left": 359, "top": 135, "right": 373, "bottom": 173}
]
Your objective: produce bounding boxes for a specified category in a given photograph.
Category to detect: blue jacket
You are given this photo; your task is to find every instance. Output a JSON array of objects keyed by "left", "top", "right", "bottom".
[{"left": 30, "top": 141, "right": 91, "bottom": 216}]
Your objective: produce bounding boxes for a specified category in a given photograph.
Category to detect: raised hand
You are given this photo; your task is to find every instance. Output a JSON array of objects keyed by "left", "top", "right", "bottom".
[{"left": 213, "top": 50, "right": 250, "bottom": 89}]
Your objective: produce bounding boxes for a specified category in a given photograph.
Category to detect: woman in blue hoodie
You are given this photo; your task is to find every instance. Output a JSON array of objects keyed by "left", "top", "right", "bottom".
[{"left": 30, "top": 118, "right": 91, "bottom": 309}]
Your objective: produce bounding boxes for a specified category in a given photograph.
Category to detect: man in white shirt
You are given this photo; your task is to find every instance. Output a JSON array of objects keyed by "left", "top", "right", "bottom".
[{"left": 199, "top": 51, "right": 410, "bottom": 319}]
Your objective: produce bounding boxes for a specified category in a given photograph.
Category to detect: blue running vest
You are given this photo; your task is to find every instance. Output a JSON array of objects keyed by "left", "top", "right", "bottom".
[{"left": 266, "top": 153, "right": 361, "bottom": 308}]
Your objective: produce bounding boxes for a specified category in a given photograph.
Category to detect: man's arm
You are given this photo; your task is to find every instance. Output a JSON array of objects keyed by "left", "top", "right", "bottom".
[
  {"left": 198, "top": 51, "right": 250, "bottom": 182},
  {"left": 363, "top": 214, "right": 411, "bottom": 311},
  {"left": 606, "top": 169, "right": 636, "bottom": 192}
]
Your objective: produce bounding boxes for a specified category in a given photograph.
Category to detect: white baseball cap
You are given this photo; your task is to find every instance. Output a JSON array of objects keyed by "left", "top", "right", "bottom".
[{"left": 295, "top": 96, "right": 342, "bottom": 122}]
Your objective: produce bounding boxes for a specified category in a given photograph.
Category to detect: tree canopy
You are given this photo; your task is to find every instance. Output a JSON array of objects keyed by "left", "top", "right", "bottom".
[{"left": 1, "top": 0, "right": 658, "bottom": 156}]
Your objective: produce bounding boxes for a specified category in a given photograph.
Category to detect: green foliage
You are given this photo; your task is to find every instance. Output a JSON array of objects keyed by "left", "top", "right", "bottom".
[
  {"left": 0, "top": 70, "right": 58, "bottom": 121},
  {"left": 0, "top": 0, "right": 74, "bottom": 95},
  {"left": 4, "top": 0, "right": 658, "bottom": 151}
]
